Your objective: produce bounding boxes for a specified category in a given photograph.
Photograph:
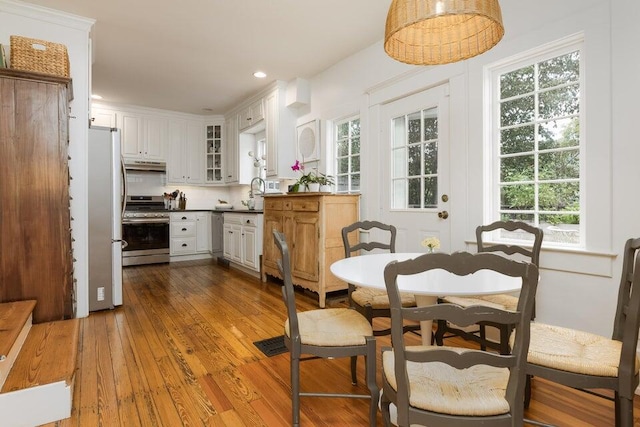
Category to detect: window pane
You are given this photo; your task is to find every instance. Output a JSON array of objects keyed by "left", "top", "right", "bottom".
[
  {"left": 423, "top": 108, "right": 438, "bottom": 140},
  {"left": 501, "top": 154, "right": 534, "bottom": 182},
  {"left": 538, "top": 117, "right": 579, "bottom": 150},
  {"left": 408, "top": 145, "right": 421, "bottom": 176},
  {"left": 408, "top": 112, "right": 421, "bottom": 144},
  {"left": 500, "top": 212, "right": 535, "bottom": 223},
  {"left": 352, "top": 155, "right": 360, "bottom": 173},
  {"left": 408, "top": 178, "right": 421, "bottom": 208},
  {"left": 501, "top": 184, "right": 535, "bottom": 210},
  {"left": 424, "top": 141, "right": 438, "bottom": 174},
  {"left": 501, "top": 125, "right": 534, "bottom": 154},
  {"left": 337, "top": 140, "right": 349, "bottom": 156},
  {"left": 350, "top": 119, "right": 360, "bottom": 137},
  {"left": 392, "top": 117, "right": 406, "bottom": 148},
  {"left": 337, "top": 123, "right": 348, "bottom": 139},
  {"left": 337, "top": 157, "right": 349, "bottom": 174},
  {"left": 501, "top": 95, "right": 535, "bottom": 127},
  {"left": 539, "top": 149, "right": 579, "bottom": 180},
  {"left": 352, "top": 137, "right": 360, "bottom": 154},
  {"left": 424, "top": 177, "right": 437, "bottom": 208},
  {"left": 539, "top": 51, "right": 579, "bottom": 89},
  {"left": 337, "top": 175, "right": 348, "bottom": 192},
  {"left": 351, "top": 174, "right": 360, "bottom": 191},
  {"left": 393, "top": 149, "right": 406, "bottom": 178},
  {"left": 539, "top": 84, "right": 579, "bottom": 120},
  {"left": 539, "top": 182, "right": 579, "bottom": 211},
  {"left": 500, "top": 65, "right": 534, "bottom": 99},
  {"left": 540, "top": 214, "right": 580, "bottom": 244}
]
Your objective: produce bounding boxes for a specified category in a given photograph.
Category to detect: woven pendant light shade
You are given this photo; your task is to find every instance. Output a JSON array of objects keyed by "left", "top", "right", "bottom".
[{"left": 384, "top": 0, "right": 505, "bottom": 65}]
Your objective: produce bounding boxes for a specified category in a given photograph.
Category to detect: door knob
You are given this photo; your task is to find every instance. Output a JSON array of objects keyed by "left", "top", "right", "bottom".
[{"left": 438, "top": 211, "right": 449, "bottom": 219}]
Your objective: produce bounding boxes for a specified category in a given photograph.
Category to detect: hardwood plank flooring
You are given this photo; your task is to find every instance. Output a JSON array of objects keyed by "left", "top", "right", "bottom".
[{"left": 52, "top": 259, "right": 639, "bottom": 426}]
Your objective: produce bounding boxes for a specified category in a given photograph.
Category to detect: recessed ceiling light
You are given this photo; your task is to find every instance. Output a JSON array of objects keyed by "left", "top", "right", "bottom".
[
  {"left": 253, "top": 71, "right": 267, "bottom": 78},
  {"left": 91, "top": 94, "right": 103, "bottom": 100}
]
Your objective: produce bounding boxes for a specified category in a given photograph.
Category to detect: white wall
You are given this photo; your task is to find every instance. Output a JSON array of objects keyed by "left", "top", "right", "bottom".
[
  {"left": 300, "top": 0, "right": 638, "bottom": 337},
  {"left": 0, "top": 0, "right": 94, "bottom": 317}
]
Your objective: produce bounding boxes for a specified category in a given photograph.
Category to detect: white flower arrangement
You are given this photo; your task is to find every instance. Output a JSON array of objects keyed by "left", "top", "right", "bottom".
[{"left": 421, "top": 237, "right": 441, "bottom": 252}]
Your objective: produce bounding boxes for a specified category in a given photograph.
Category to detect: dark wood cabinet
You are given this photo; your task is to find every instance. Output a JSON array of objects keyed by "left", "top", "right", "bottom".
[{"left": 0, "top": 68, "right": 74, "bottom": 323}]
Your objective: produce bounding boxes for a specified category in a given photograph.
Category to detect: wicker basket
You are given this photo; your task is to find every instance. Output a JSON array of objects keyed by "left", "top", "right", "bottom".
[{"left": 9, "top": 35, "right": 70, "bottom": 77}]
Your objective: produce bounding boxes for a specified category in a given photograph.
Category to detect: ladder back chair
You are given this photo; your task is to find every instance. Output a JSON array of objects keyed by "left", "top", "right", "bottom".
[
  {"left": 381, "top": 251, "right": 539, "bottom": 427},
  {"left": 342, "top": 220, "right": 419, "bottom": 337},
  {"left": 434, "top": 220, "right": 543, "bottom": 354},
  {"left": 521, "top": 237, "right": 640, "bottom": 426},
  {"left": 274, "top": 230, "right": 379, "bottom": 427}
]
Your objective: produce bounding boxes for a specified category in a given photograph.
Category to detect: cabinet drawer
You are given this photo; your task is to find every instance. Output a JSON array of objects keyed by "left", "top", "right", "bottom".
[
  {"left": 292, "top": 200, "right": 319, "bottom": 212},
  {"left": 242, "top": 216, "right": 258, "bottom": 227},
  {"left": 265, "top": 199, "right": 283, "bottom": 211},
  {"left": 171, "top": 237, "right": 196, "bottom": 254},
  {"left": 171, "top": 221, "right": 196, "bottom": 237},
  {"left": 223, "top": 213, "right": 243, "bottom": 224},
  {"left": 171, "top": 212, "right": 197, "bottom": 222}
]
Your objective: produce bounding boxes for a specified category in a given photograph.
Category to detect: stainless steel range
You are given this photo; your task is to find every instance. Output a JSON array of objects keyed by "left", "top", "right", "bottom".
[{"left": 122, "top": 195, "right": 170, "bottom": 266}]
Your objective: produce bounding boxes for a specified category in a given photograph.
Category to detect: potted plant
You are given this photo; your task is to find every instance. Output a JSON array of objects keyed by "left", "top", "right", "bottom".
[
  {"left": 291, "top": 160, "right": 321, "bottom": 192},
  {"left": 317, "top": 173, "right": 335, "bottom": 193}
]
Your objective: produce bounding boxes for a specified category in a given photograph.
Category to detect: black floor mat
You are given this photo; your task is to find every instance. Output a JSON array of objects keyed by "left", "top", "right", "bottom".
[{"left": 253, "top": 335, "right": 288, "bottom": 357}]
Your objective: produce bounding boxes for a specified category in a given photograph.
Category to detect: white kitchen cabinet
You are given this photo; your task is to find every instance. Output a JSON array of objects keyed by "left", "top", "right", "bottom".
[
  {"left": 120, "top": 113, "right": 167, "bottom": 162},
  {"left": 238, "top": 99, "right": 264, "bottom": 131},
  {"left": 90, "top": 107, "right": 116, "bottom": 128},
  {"left": 205, "top": 122, "right": 224, "bottom": 184},
  {"left": 170, "top": 212, "right": 211, "bottom": 259},
  {"left": 167, "top": 119, "right": 204, "bottom": 184},
  {"left": 196, "top": 212, "right": 211, "bottom": 252},
  {"left": 223, "top": 213, "right": 263, "bottom": 272},
  {"left": 224, "top": 114, "right": 239, "bottom": 183},
  {"left": 264, "top": 83, "right": 297, "bottom": 179}
]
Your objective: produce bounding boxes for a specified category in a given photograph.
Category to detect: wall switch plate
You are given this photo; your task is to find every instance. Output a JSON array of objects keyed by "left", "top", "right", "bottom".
[{"left": 97, "top": 287, "right": 105, "bottom": 301}]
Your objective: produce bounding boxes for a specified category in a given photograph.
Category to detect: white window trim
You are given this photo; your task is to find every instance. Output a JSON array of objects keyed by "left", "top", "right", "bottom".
[
  {"left": 484, "top": 32, "right": 586, "bottom": 249},
  {"left": 334, "top": 114, "right": 361, "bottom": 194}
]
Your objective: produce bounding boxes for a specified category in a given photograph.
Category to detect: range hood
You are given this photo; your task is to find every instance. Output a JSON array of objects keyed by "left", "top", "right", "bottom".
[{"left": 124, "top": 160, "right": 166, "bottom": 172}]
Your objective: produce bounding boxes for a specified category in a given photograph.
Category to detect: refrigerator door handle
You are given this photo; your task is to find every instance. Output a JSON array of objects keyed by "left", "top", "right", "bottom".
[{"left": 121, "top": 155, "right": 128, "bottom": 217}]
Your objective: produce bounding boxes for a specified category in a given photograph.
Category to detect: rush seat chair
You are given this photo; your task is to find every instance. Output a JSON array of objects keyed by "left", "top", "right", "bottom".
[{"left": 274, "top": 230, "right": 379, "bottom": 427}]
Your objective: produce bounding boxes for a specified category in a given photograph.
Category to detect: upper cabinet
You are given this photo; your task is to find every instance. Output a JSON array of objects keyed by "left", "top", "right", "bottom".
[
  {"left": 205, "top": 122, "right": 224, "bottom": 184},
  {"left": 225, "top": 115, "right": 239, "bottom": 183},
  {"left": 238, "top": 99, "right": 264, "bottom": 131},
  {"left": 167, "top": 119, "right": 204, "bottom": 184},
  {"left": 120, "top": 113, "right": 167, "bottom": 162},
  {"left": 90, "top": 107, "right": 116, "bottom": 128},
  {"left": 264, "top": 83, "right": 297, "bottom": 179}
]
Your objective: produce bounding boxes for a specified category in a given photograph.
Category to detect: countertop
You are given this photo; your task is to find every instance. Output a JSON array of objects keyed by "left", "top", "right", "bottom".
[{"left": 168, "top": 209, "right": 263, "bottom": 214}]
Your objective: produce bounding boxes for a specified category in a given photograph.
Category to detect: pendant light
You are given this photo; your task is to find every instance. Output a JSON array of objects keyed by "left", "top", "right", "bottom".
[{"left": 384, "top": 0, "right": 505, "bottom": 65}]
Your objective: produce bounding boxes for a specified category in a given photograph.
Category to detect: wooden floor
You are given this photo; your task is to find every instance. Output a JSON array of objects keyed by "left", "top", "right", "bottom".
[{"left": 43, "top": 259, "right": 639, "bottom": 426}]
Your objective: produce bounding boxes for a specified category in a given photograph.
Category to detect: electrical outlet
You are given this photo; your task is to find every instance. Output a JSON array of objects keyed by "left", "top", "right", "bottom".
[{"left": 97, "top": 287, "right": 105, "bottom": 301}]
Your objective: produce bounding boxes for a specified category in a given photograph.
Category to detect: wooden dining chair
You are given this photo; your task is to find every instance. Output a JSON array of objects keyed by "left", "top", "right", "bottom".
[
  {"left": 434, "top": 220, "right": 543, "bottom": 354},
  {"left": 342, "top": 220, "right": 419, "bottom": 337},
  {"left": 520, "top": 237, "right": 640, "bottom": 426},
  {"left": 380, "top": 251, "right": 539, "bottom": 427},
  {"left": 273, "top": 230, "right": 379, "bottom": 427}
]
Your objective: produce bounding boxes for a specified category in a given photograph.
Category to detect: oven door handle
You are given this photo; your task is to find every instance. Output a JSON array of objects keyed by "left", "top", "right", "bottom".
[{"left": 122, "top": 218, "right": 170, "bottom": 224}]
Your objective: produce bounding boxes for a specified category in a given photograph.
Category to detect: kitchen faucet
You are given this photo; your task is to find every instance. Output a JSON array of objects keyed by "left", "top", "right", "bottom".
[{"left": 249, "top": 177, "right": 265, "bottom": 198}]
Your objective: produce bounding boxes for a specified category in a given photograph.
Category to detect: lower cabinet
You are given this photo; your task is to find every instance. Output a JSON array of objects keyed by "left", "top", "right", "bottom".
[
  {"left": 223, "top": 213, "right": 263, "bottom": 272},
  {"left": 170, "top": 212, "right": 211, "bottom": 258},
  {"left": 262, "top": 194, "right": 360, "bottom": 308}
]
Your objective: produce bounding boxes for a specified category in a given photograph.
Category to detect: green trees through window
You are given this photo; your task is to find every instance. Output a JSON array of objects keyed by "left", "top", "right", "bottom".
[{"left": 496, "top": 49, "right": 581, "bottom": 245}]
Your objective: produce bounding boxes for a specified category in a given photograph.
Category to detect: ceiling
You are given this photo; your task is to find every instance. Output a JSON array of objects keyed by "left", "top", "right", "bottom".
[{"left": 24, "top": 0, "right": 391, "bottom": 115}]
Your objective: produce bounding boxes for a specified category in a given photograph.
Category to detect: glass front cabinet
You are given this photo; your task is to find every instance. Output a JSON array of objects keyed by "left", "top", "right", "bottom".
[{"left": 206, "top": 123, "right": 224, "bottom": 183}]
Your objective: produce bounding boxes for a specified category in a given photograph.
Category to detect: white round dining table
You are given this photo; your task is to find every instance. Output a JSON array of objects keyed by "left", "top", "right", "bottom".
[{"left": 330, "top": 252, "right": 523, "bottom": 345}]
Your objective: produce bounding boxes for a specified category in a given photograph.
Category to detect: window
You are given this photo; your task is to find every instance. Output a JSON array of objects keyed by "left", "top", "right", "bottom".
[
  {"left": 391, "top": 108, "right": 439, "bottom": 209},
  {"left": 489, "top": 42, "right": 583, "bottom": 246},
  {"left": 335, "top": 116, "right": 360, "bottom": 193}
]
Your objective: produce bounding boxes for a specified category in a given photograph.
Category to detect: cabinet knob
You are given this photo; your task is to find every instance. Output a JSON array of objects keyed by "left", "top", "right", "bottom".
[
  {"left": 182, "top": 243, "right": 187, "bottom": 247},
  {"left": 182, "top": 216, "right": 187, "bottom": 220},
  {"left": 182, "top": 228, "right": 187, "bottom": 231}
]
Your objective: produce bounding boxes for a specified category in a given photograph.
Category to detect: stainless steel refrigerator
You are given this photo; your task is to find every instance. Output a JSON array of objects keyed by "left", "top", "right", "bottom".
[{"left": 88, "top": 126, "right": 124, "bottom": 311}]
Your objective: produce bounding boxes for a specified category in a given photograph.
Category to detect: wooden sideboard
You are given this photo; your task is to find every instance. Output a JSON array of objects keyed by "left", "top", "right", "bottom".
[{"left": 262, "top": 193, "right": 359, "bottom": 307}]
